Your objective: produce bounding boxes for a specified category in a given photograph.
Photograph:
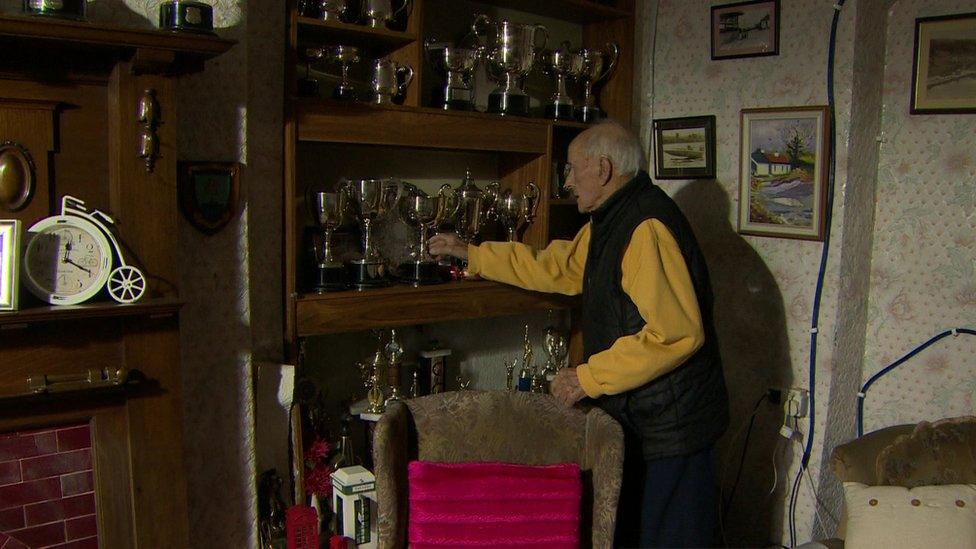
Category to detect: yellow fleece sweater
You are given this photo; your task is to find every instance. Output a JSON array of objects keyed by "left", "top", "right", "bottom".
[{"left": 467, "top": 220, "right": 704, "bottom": 399}]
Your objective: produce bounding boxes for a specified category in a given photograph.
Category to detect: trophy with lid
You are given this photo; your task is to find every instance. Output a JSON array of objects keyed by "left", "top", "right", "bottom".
[
  {"left": 576, "top": 42, "right": 620, "bottom": 123},
  {"left": 425, "top": 36, "right": 482, "bottom": 111},
  {"left": 396, "top": 183, "right": 458, "bottom": 286},
  {"left": 455, "top": 169, "right": 499, "bottom": 245},
  {"left": 493, "top": 182, "right": 540, "bottom": 242},
  {"left": 343, "top": 177, "right": 399, "bottom": 289},
  {"left": 307, "top": 184, "right": 350, "bottom": 292},
  {"left": 541, "top": 41, "right": 587, "bottom": 121},
  {"left": 472, "top": 15, "right": 549, "bottom": 117}
]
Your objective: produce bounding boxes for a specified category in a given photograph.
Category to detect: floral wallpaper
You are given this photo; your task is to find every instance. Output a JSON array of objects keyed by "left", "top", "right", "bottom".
[{"left": 640, "top": 0, "right": 975, "bottom": 545}]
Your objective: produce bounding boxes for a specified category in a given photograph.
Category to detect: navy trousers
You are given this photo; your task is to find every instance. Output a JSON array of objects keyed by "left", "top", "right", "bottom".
[{"left": 615, "top": 444, "right": 719, "bottom": 548}]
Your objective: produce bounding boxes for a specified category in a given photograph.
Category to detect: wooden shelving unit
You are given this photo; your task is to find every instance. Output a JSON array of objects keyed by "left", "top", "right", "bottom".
[
  {"left": 0, "top": 298, "right": 182, "bottom": 327},
  {"left": 284, "top": 0, "right": 634, "bottom": 340}
]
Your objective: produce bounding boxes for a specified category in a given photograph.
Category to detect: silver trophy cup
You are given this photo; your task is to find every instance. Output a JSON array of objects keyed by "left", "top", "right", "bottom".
[
  {"left": 331, "top": 45, "right": 361, "bottom": 101},
  {"left": 370, "top": 58, "right": 414, "bottom": 105},
  {"left": 493, "top": 182, "right": 540, "bottom": 242},
  {"left": 472, "top": 15, "right": 549, "bottom": 117},
  {"left": 396, "top": 183, "right": 458, "bottom": 286},
  {"left": 425, "top": 38, "right": 482, "bottom": 110},
  {"left": 310, "top": 189, "right": 350, "bottom": 291},
  {"left": 361, "top": 0, "right": 411, "bottom": 29},
  {"left": 541, "top": 41, "right": 586, "bottom": 121},
  {"left": 343, "top": 177, "right": 399, "bottom": 289},
  {"left": 576, "top": 42, "right": 619, "bottom": 123},
  {"left": 318, "top": 0, "right": 350, "bottom": 21}
]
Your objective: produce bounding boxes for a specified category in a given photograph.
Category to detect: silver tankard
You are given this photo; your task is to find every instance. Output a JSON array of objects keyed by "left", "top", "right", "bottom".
[
  {"left": 472, "top": 14, "right": 549, "bottom": 117},
  {"left": 576, "top": 42, "right": 619, "bottom": 123},
  {"left": 370, "top": 58, "right": 414, "bottom": 105}
]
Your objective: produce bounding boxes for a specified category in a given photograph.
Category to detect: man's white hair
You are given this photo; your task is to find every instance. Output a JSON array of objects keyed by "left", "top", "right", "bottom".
[{"left": 577, "top": 119, "right": 646, "bottom": 179}]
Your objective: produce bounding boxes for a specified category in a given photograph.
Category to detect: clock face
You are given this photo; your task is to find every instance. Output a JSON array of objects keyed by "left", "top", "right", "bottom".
[{"left": 23, "top": 216, "right": 113, "bottom": 305}]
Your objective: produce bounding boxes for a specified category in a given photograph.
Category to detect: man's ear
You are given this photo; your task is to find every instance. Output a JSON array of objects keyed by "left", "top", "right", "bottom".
[{"left": 599, "top": 156, "right": 613, "bottom": 185}]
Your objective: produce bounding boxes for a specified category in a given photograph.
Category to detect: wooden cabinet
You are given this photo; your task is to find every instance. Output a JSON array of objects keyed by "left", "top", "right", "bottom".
[
  {"left": 0, "top": 15, "right": 232, "bottom": 547},
  {"left": 283, "top": 0, "right": 635, "bottom": 344}
]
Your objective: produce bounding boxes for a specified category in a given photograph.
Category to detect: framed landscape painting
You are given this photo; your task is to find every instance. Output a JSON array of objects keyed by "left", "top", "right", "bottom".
[
  {"left": 711, "top": 0, "right": 780, "bottom": 60},
  {"left": 911, "top": 12, "right": 976, "bottom": 114},
  {"left": 738, "top": 107, "right": 830, "bottom": 240},
  {"left": 653, "top": 115, "right": 716, "bottom": 179}
]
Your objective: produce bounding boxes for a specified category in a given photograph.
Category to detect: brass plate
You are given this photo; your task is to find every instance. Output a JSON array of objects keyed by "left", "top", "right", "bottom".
[{"left": 0, "top": 142, "right": 35, "bottom": 212}]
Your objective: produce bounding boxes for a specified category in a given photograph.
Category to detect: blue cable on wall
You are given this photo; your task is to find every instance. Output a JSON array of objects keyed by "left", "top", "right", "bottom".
[{"left": 856, "top": 328, "right": 976, "bottom": 437}]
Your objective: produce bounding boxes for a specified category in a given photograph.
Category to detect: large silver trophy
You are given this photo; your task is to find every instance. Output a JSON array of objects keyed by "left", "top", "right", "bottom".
[
  {"left": 309, "top": 188, "right": 350, "bottom": 292},
  {"left": 370, "top": 58, "right": 413, "bottom": 105},
  {"left": 331, "top": 45, "right": 361, "bottom": 101},
  {"left": 455, "top": 169, "right": 499, "bottom": 244},
  {"left": 425, "top": 38, "right": 482, "bottom": 111},
  {"left": 343, "top": 177, "right": 399, "bottom": 289},
  {"left": 396, "top": 183, "right": 458, "bottom": 286},
  {"left": 576, "top": 42, "right": 619, "bottom": 123},
  {"left": 473, "top": 15, "right": 549, "bottom": 117},
  {"left": 541, "top": 41, "right": 586, "bottom": 121},
  {"left": 493, "top": 182, "right": 539, "bottom": 242}
]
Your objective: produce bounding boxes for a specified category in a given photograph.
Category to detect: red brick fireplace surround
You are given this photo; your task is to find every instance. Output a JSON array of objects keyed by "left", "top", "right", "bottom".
[{"left": 0, "top": 424, "right": 97, "bottom": 548}]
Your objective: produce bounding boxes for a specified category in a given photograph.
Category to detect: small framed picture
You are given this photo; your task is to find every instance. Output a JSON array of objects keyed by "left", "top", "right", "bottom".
[
  {"left": 911, "top": 12, "right": 976, "bottom": 114},
  {"left": 0, "top": 219, "right": 22, "bottom": 311},
  {"left": 711, "top": 0, "right": 780, "bottom": 60},
  {"left": 652, "top": 115, "right": 716, "bottom": 179},
  {"left": 178, "top": 161, "right": 241, "bottom": 235},
  {"left": 738, "top": 106, "right": 830, "bottom": 240}
]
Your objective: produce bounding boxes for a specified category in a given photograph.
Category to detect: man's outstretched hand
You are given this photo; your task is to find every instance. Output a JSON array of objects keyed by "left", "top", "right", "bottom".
[
  {"left": 551, "top": 367, "right": 586, "bottom": 407},
  {"left": 428, "top": 233, "right": 468, "bottom": 261}
]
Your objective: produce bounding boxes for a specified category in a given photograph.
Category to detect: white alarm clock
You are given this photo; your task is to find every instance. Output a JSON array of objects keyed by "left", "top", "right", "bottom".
[{"left": 22, "top": 195, "right": 146, "bottom": 305}]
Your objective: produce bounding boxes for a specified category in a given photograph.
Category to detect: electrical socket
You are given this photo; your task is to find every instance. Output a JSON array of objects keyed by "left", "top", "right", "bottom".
[{"left": 785, "top": 388, "right": 809, "bottom": 419}]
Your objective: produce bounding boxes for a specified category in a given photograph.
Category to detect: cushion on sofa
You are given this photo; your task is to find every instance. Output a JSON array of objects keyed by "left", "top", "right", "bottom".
[
  {"left": 877, "top": 416, "right": 976, "bottom": 488},
  {"left": 407, "top": 461, "right": 582, "bottom": 548},
  {"left": 843, "top": 482, "right": 976, "bottom": 549}
]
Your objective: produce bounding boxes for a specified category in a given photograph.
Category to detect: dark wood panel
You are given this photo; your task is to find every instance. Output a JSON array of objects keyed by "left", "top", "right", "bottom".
[
  {"left": 296, "top": 280, "right": 578, "bottom": 336},
  {"left": 583, "top": 16, "right": 634, "bottom": 126},
  {"left": 296, "top": 100, "right": 550, "bottom": 153}
]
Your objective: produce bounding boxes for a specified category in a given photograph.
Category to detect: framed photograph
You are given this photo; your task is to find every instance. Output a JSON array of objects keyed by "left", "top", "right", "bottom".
[
  {"left": 711, "top": 0, "right": 780, "bottom": 60},
  {"left": 653, "top": 115, "right": 716, "bottom": 179},
  {"left": 0, "top": 219, "right": 21, "bottom": 311},
  {"left": 911, "top": 12, "right": 976, "bottom": 114},
  {"left": 738, "top": 106, "right": 830, "bottom": 240},
  {"left": 178, "top": 161, "right": 241, "bottom": 235}
]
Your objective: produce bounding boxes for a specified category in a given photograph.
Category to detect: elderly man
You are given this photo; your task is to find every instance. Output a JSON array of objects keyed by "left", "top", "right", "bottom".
[{"left": 429, "top": 120, "right": 728, "bottom": 548}]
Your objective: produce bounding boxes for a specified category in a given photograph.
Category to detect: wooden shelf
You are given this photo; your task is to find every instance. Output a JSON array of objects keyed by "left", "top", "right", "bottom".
[
  {"left": 295, "top": 98, "right": 552, "bottom": 153},
  {"left": 0, "top": 14, "right": 234, "bottom": 55},
  {"left": 0, "top": 298, "right": 183, "bottom": 327},
  {"left": 296, "top": 15, "right": 416, "bottom": 48},
  {"left": 474, "top": 0, "right": 631, "bottom": 23},
  {"left": 295, "top": 280, "right": 577, "bottom": 336}
]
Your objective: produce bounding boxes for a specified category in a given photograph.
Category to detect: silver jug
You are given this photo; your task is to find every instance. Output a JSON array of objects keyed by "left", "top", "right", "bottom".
[{"left": 370, "top": 58, "right": 414, "bottom": 105}]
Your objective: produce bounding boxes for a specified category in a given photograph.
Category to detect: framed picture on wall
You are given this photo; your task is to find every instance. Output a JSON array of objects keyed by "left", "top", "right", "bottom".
[
  {"left": 738, "top": 106, "right": 830, "bottom": 240},
  {"left": 0, "top": 219, "right": 21, "bottom": 311},
  {"left": 711, "top": 0, "right": 780, "bottom": 60},
  {"left": 652, "top": 115, "right": 716, "bottom": 179},
  {"left": 911, "top": 12, "right": 976, "bottom": 114}
]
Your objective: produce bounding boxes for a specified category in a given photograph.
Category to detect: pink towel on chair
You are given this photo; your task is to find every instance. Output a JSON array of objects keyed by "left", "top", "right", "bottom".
[{"left": 408, "top": 460, "right": 582, "bottom": 548}]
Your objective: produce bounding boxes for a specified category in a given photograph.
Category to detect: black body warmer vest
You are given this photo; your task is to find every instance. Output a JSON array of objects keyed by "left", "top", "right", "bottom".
[{"left": 582, "top": 172, "right": 729, "bottom": 460}]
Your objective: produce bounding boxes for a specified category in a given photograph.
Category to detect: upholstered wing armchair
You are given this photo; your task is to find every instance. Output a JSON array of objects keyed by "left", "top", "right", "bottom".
[{"left": 372, "top": 390, "right": 625, "bottom": 548}]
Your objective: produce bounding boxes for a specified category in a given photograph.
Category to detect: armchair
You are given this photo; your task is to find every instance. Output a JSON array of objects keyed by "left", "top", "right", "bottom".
[{"left": 371, "top": 390, "right": 624, "bottom": 548}]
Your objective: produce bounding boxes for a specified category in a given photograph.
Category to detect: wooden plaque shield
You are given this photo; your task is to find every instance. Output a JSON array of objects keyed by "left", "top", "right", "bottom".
[{"left": 178, "top": 161, "right": 240, "bottom": 235}]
